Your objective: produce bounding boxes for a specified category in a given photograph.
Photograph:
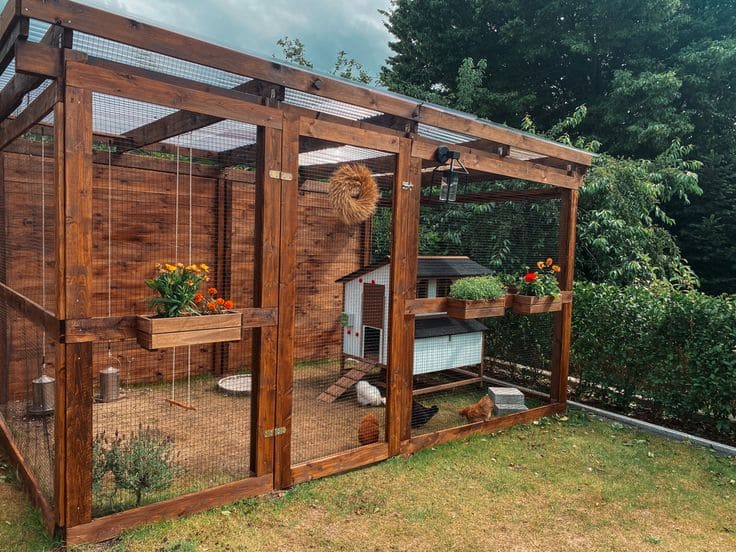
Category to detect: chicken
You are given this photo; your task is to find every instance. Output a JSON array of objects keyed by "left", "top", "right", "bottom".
[
  {"left": 356, "top": 380, "right": 386, "bottom": 406},
  {"left": 411, "top": 400, "right": 439, "bottom": 428},
  {"left": 458, "top": 395, "right": 493, "bottom": 423},
  {"left": 357, "top": 414, "right": 380, "bottom": 445}
]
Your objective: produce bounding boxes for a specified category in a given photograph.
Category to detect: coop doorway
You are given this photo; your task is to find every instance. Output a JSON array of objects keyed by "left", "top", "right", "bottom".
[{"left": 362, "top": 326, "right": 382, "bottom": 362}]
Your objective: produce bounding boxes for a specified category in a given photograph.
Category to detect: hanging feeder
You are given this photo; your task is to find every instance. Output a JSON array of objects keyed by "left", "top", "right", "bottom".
[
  {"left": 431, "top": 146, "right": 469, "bottom": 203},
  {"left": 97, "top": 346, "right": 124, "bottom": 402},
  {"left": 28, "top": 368, "right": 55, "bottom": 417}
]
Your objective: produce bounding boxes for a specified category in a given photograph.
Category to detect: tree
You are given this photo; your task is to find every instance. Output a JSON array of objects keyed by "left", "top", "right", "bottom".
[
  {"left": 276, "top": 37, "right": 373, "bottom": 84},
  {"left": 381, "top": 0, "right": 736, "bottom": 293}
]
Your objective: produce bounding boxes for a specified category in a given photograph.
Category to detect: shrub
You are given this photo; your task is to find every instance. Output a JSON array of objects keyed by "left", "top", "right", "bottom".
[
  {"left": 571, "top": 282, "right": 736, "bottom": 440},
  {"left": 449, "top": 275, "right": 505, "bottom": 301},
  {"left": 106, "top": 425, "right": 181, "bottom": 506}
]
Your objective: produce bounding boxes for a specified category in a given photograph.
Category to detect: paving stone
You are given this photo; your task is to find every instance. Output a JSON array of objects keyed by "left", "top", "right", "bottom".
[{"left": 488, "top": 387, "right": 525, "bottom": 406}]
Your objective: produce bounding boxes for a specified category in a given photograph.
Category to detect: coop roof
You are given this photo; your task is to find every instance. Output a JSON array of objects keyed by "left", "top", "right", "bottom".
[
  {"left": 336, "top": 256, "right": 491, "bottom": 283},
  {"left": 414, "top": 317, "right": 486, "bottom": 339}
]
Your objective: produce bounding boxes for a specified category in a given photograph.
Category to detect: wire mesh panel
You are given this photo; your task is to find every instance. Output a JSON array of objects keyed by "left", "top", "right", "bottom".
[
  {"left": 0, "top": 118, "right": 57, "bottom": 501},
  {"left": 409, "top": 174, "right": 561, "bottom": 438},
  {"left": 290, "top": 141, "right": 395, "bottom": 465},
  {"left": 88, "top": 94, "right": 261, "bottom": 516}
]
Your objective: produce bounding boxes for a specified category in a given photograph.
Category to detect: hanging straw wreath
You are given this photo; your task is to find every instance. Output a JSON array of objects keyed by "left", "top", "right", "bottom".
[{"left": 328, "top": 163, "right": 379, "bottom": 225}]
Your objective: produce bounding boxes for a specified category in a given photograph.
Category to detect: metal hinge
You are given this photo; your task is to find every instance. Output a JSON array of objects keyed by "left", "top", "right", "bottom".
[
  {"left": 263, "top": 427, "right": 287, "bottom": 438},
  {"left": 268, "top": 170, "right": 293, "bottom": 181},
  {"left": 401, "top": 181, "right": 413, "bottom": 191}
]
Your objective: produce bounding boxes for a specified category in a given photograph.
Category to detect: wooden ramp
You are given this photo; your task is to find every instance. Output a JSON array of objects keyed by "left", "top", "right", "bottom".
[{"left": 317, "top": 360, "right": 375, "bottom": 403}]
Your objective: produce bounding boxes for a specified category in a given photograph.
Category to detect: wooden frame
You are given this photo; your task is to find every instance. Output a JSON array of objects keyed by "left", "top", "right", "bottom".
[{"left": 0, "top": 0, "right": 591, "bottom": 543}]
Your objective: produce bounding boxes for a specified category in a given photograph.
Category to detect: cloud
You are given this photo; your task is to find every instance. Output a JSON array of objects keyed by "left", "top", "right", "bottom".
[{"left": 76, "top": 0, "right": 393, "bottom": 77}]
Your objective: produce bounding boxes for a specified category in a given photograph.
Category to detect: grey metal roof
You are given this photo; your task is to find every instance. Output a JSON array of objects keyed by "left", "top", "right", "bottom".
[
  {"left": 336, "top": 256, "right": 492, "bottom": 283},
  {"left": 415, "top": 317, "right": 486, "bottom": 339}
]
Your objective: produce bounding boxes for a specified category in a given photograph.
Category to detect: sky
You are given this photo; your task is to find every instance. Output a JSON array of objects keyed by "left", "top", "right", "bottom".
[{"left": 77, "top": 0, "right": 394, "bottom": 77}]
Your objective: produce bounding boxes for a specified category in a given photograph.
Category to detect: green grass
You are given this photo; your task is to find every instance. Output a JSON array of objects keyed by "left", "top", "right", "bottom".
[{"left": 2, "top": 412, "right": 735, "bottom": 551}]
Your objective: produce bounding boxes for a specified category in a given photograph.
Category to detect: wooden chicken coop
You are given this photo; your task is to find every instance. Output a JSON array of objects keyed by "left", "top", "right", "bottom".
[{"left": 0, "top": 0, "right": 592, "bottom": 543}]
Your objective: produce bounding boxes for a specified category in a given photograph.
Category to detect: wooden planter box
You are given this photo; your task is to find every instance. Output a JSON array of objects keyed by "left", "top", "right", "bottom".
[
  {"left": 512, "top": 294, "right": 567, "bottom": 314},
  {"left": 136, "top": 311, "right": 242, "bottom": 350},
  {"left": 446, "top": 296, "right": 508, "bottom": 319}
]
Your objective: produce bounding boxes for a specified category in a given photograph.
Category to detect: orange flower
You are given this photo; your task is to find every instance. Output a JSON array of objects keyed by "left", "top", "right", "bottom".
[
  {"left": 224, "top": 299, "right": 234, "bottom": 310},
  {"left": 208, "top": 287, "right": 217, "bottom": 295},
  {"left": 206, "top": 301, "right": 217, "bottom": 311},
  {"left": 552, "top": 265, "right": 561, "bottom": 273},
  {"left": 194, "top": 293, "right": 204, "bottom": 304},
  {"left": 216, "top": 297, "right": 225, "bottom": 306},
  {"left": 545, "top": 258, "right": 554, "bottom": 267},
  {"left": 536, "top": 261, "right": 545, "bottom": 269}
]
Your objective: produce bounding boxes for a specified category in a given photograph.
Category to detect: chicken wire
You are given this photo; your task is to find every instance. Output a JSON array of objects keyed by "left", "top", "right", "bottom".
[
  {"left": 408, "top": 176, "right": 562, "bottom": 437},
  {"left": 291, "top": 143, "right": 395, "bottom": 465},
  {"left": 89, "top": 94, "right": 259, "bottom": 516},
  {"left": 0, "top": 115, "right": 57, "bottom": 502}
]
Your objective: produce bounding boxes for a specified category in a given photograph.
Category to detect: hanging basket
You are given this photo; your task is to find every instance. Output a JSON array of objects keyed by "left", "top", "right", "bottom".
[
  {"left": 135, "top": 311, "right": 242, "bottom": 350},
  {"left": 445, "top": 296, "right": 508, "bottom": 320},
  {"left": 328, "top": 163, "right": 379, "bottom": 225},
  {"left": 512, "top": 291, "right": 572, "bottom": 315}
]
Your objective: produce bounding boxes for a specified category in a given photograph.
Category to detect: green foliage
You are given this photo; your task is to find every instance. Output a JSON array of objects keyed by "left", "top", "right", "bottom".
[
  {"left": 448, "top": 275, "right": 505, "bottom": 301},
  {"left": 275, "top": 37, "right": 313, "bottom": 68},
  {"left": 276, "top": 36, "right": 373, "bottom": 84},
  {"left": 145, "top": 263, "right": 209, "bottom": 317},
  {"left": 106, "top": 426, "right": 181, "bottom": 506},
  {"left": 571, "top": 282, "right": 736, "bottom": 440},
  {"left": 92, "top": 432, "right": 109, "bottom": 493}
]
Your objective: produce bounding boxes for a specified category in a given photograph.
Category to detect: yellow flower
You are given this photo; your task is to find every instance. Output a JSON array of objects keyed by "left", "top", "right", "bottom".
[
  {"left": 200, "top": 263, "right": 210, "bottom": 272},
  {"left": 176, "top": 262, "right": 184, "bottom": 268},
  {"left": 552, "top": 265, "right": 561, "bottom": 273},
  {"left": 545, "top": 258, "right": 553, "bottom": 267},
  {"left": 185, "top": 264, "right": 200, "bottom": 273},
  {"left": 165, "top": 263, "right": 177, "bottom": 272},
  {"left": 536, "top": 261, "right": 545, "bottom": 269}
]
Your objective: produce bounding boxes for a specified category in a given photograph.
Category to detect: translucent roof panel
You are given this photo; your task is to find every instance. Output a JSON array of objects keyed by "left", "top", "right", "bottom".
[
  {"left": 286, "top": 89, "right": 380, "bottom": 121},
  {"left": 299, "top": 145, "right": 388, "bottom": 167},
  {"left": 92, "top": 93, "right": 177, "bottom": 136},
  {"left": 163, "top": 119, "right": 257, "bottom": 152}
]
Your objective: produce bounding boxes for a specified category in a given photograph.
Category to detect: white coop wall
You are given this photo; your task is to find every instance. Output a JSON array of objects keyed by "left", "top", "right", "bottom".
[{"left": 413, "top": 332, "right": 484, "bottom": 375}]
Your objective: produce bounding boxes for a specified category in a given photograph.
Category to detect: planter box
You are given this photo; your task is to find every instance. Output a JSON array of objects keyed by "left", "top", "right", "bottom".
[
  {"left": 136, "top": 311, "right": 242, "bottom": 350},
  {"left": 512, "top": 293, "right": 571, "bottom": 315},
  {"left": 446, "top": 296, "right": 507, "bottom": 320}
]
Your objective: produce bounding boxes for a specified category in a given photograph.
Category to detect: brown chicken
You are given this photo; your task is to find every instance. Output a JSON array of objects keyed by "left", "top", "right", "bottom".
[
  {"left": 357, "top": 414, "right": 380, "bottom": 445},
  {"left": 458, "top": 395, "right": 493, "bottom": 423}
]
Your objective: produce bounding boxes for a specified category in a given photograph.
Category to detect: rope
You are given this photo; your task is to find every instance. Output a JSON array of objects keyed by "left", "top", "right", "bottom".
[{"left": 107, "top": 142, "right": 112, "bottom": 319}]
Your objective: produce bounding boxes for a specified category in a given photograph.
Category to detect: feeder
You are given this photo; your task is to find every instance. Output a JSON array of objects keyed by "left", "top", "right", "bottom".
[
  {"left": 28, "top": 373, "right": 55, "bottom": 417},
  {"left": 98, "top": 348, "right": 122, "bottom": 402}
]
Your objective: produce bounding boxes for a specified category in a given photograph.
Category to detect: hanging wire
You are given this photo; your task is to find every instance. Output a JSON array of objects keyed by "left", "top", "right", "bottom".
[
  {"left": 40, "top": 127, "right": 46, "bottom": 361},
  {"left": 172, "top": 142, "right": 180, "bottom": 402},
  {"left": 187, "top": 132, "right": 193, "bottom": 407}
]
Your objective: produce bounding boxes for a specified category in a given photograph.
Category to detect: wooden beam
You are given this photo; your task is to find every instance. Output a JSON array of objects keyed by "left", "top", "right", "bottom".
[
  {"left": 0, "top": 24, "right": 63, "bottom": 121},
  {"left": 386, "top": 139, "right": 419, "bottom": 455},
  {"left": 0, "top": 283, "right": 60, "bottom": 340},
  {"left": 412, "top": 138, "right": 582, "bottom": 189},
  {"left": 61, "top": 86, "right": 93, "bottom": 528},
  {"left": 0, "top": 0, "right": 20, "bottom": 50},
  {"left": 0, "top": 152, "right": 7, "bottom": 409},
  {"left": 0, "top": 79, "right": 56, "bottom": 151},
  {"left": 400, "top": 402, "right": 566, "bottom": 455},
  {"left": 291, "top": 442, "right": 389, "bottom": 485},
  {"left": 13, "top": 40, "right": 64, "bottom": 78},
  {"left": 119, "top": 79, "right": 284, "bottom": 152},
  {"left": 64, "top": 474, "right": 272, "bottom": 545},
  {"left": 19, "top": 0, "right": 592, "bottom": 166},
  {"left": 273, "top": 112, "right": 298, "bottom": 489},
  {"left": 299, "top": 116, "right": 401, "bottom": 154},
  {"left": 0, "top": 16, "right": 28, "bottom": 77},
  {"left": 550, "top": 189, "right": 578, "bottom": 403},
  {"left": 250, "top": 124, "right": 282, "bottom": 477},
  {"left": 65, "top": 59, "right": 283, "bottom": 130}
]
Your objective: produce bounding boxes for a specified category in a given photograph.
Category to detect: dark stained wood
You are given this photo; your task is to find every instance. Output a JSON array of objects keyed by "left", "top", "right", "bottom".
[
  {"left": 0, "top": 282, "right": 60, "bottom": 339},
  {"left": 64, "top": 474, "right": 272, "bottom": 545},
  {"left": 291, "top": 442, "right": 389, "bottom": 485},
  {"left": 0, "top": 1, "right": 21, "bottom": 48},
  {"left": 19, "top": 0, "right": 593, "bottom": 166},
  {"left": 300, "top": 116, "right": 401, "bottom": 154},
  {"left": 0, "top": 79, "right": 56, "bottom": 151},
  {"left": 405, "top": 297, "right": 448, "bottom": 315},
  {"left": 65, "top": 60, "right": 283, "bottom": 130},
  {"left": 551, "top": 189, "right": 579, "bottom": 403},
  {"left": 250, "top": 125, "right": 281, "bottom": 477},
  {"left": 361, "top": 283, "right": 385, "bottom": 329},
  {"left": 0, "top": 152, "right": 6, "bottom": 408},
  {"left": 0, "top": 413, "right": 56, "bottom": 534},
  {"left": 62, "top": 86, "right": 94, "bottom": 527},
  {"left": 213, "top": 175, "right": 233, "bottom": 375},
  {"left": 412, "top": 376, "right": 483, "bottom": 397},
  {"left": 400, "top": 402, "right": 566, "bottom": 455},
  {"left": 274, "top": 112, "right": 299, "bottom": 489},
  {"left": 386, "top": 140, "right": 419, "bottom": 454},
  {"left": 13, "top": 40, "right": 64, "bottom": 78},
  {"left": 0, "top": 16, "right": 28, "bottom": 77},
  {"left": 412, "top": 138, "right": 582, "bottom": 189}
]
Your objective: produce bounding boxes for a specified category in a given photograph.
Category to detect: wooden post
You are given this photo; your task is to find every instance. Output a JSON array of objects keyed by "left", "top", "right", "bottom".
[
  {"left": 250, "top": 125, "right": 281, "bottom": 477},
  {"left": 550, "top": 189, "right": 578, "bottom": 403},
  {"left": 386, "top": 141, "right": 420, "bottom": 455},
  {"left": 0, "top": 152, "right": 7, "bottom": 410},
  {"left": 273, "top": 112, "right": 298, "bottom": 489},
  {"left": 59, "top": 86, "right": 94, "bottom": 528}
]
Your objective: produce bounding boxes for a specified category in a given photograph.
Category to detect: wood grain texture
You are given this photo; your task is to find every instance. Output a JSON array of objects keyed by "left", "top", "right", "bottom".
[
  {"left": 291, "top": 443, "right": 389, "bottom": 485},
  {"left": 0, "top": 79, "right": 56, "bottom": 151},
  {"left": 64, "top": 474, "right": 272, "bottom": 545},
  {"left": 400, "top": 402, "right": 566, "bottom": 455},
  {"left": 299, "top": 117, "right": 401, "bottom": 154},
  {"left": 445, "top": 297, "right": 507, "bottom": 319}
]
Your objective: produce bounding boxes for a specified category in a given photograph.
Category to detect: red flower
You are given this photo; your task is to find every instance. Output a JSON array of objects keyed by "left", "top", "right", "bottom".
[
  {"left": 524, "top": 272, "right": 538, "bottom": 283},
  {"left": 224, "top": 299, "right": 234, "bottom": 310},
  {"left": 216, "top": 297, "right": 225, "bottom": 306}
]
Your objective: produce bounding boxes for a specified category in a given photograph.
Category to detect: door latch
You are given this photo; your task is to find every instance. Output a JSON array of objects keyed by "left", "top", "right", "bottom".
[{"left": 263, "top": 427, "right": 287, "bottom": 438}]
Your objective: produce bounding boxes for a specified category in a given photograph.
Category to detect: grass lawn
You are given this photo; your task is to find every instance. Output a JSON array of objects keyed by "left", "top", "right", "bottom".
[{"left": 1, "top": 411, "right": 735, "bottom": 551}]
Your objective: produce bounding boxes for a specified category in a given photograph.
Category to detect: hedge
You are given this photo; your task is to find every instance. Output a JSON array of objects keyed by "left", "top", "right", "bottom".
[{"left": 571, "top": 282, "right": 736, "bottom": 441}]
